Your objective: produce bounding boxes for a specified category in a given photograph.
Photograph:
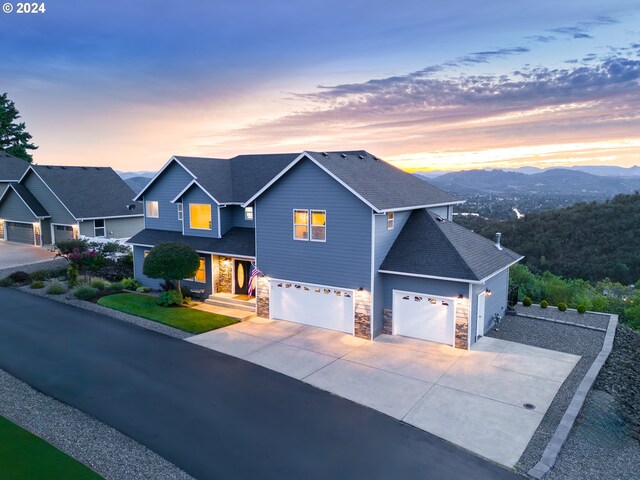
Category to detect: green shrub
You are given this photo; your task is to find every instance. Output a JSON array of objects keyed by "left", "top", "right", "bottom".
[
  {"left": 8, "top": 271, "right": 30, "bottom": 283},
  {"left": 74, "top": 285, "right": 98, "bottom": 301},
  {"left": 47, "top": 282, "right": 66, "bottom": 295},
  {"left": 67, "top": 264, "right": 79, "bottom": 287},
  {"left": 522, "top": 296, "right": 532, "bottom": 307},
  {"left": 108, "top": 281, "right": 125, "bottom": 292},
  {"left": 121, "top": 277, "right": 141, "bottom": 290},
  {"left": 91, "top": 279, "right": 108, "bottom": 291},
  {"left": 577, "top": 304, "right": 587, "bottom": 314},
  {"left": 29, "top": 270, "right": 48, "bottom": 281},
  {"left": 30, "top": 281, "right": 45, "bottom": 289},
  {"left": 136, "top": 286, "right": 152, "bottom": 293},
  {"left": 156, "top": 290, "right": 183, "bottom": 307},
  {"left": 558, "top": 302, "right": 567, "bottom": 312},
  {"left": 540, "top": 299, "right": 549, "bottom": 309},
  {"left": 0, "top": 277, "right": 14, "bottom": 287}
]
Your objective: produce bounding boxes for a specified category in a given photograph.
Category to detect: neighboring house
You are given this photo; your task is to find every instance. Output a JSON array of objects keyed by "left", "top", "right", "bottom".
[
  {"left": 0, "top": 164, "right": 144, "bottom": 246},
  {"left": 129, "top": 151, "right": 522, "bottom": 349},
  {"left": 0, "top": 151, "right": 30, "bottom": 197}
]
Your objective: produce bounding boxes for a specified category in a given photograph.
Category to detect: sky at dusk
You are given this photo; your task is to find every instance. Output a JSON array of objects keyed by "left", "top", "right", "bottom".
[{"left": 1, "top": 0, "right": 639, "bottom": 172}]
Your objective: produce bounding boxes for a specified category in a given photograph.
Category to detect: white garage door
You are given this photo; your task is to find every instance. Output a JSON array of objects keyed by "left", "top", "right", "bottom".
[
  {"left": 270, "top": 280, "right": 354, "bottom": 334},
  {"left": 393, "top": 290, "right": 455, "bottom": 345}
]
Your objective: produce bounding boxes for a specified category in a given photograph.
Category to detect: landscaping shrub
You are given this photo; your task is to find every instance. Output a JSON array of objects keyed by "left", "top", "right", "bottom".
[
  {"left": 540, "top": 299, "right": 549, "bottom": 309},
  {"left": 156, "top": 289, "right": 183, "bottom": 307},
  {"left": 8, "top": 271, "right": 29, "bottom": 283},
  {"left": 74, "top": 286, "right": 99, "bottom": 301},
  {"left": 121, "top": 277, "right": 141, "bottom": 290},
  {"left": 90, "top": 279, "right": 108, "bottom": 291},
  {"left": 67, "top": 264, "right": 79, "bottom": 287},
  {"left": 557, "top": 302, "right": 567, "bottom": 311},
  {"left": 95, "top": 258, "right": 133, "bottom": 282},
  {"left": 136, "top": 286, "right": 152, "bottom": 293},
  {"left": 180, "top": 285, "right": 192, "bottom": 299},
  {"left": 108, "top": 281, "right": 125, "bottom": 292},
  {"left": 29, "top": 270, "right": 48, "bottom": 281},
  {"left": 522, "top": 296, "right": 532, "bottom": 307},
  {"left": 46, "top": 282, "right": 66, "bottom": 295},
  {"left": 577, "top": 304, "right": 587, "bottom": 314},
  {"left": 30, "top": 281, "right": 45, "bottom": 289},
  {"left": 0, "top": 278, "right": 14, "bottom": 287}
]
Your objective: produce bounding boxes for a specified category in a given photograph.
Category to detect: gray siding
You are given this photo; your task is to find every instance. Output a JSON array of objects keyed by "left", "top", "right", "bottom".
[
  {"left": 220, "top": 205, "right": 255, "bottom": 235},
  {"left": 470, "top": 268, "right": 509, "bottom": 343},
  {"left": 41, "top": 219, "right": 52, "bottom": 245},
  {"left": 382, "top": 274, "right": 469, "bottom": 310},
  {"left": 0, "top": 188, "right": 38, "bottom": 222},
  {"left": 372, "top": 210, "right": 411, "bottom": 336},
  {"left": 219, "top": 206, "right": 233, "bottom": 235},
  {"left": 23, "top": 171, "right": 76, "bottom": 224},
  {"left": 79, "top": 221, "right": 93, "bottom": 237},
  {"left": 232, "top": 205, "right": 255, "bottom": 229},
  {"left": 183, "top": 187, "right": 219, "bottom": 238},
  {"left": 427, "top": 205, "right": 449, "bottom": 218},
  {"left": 143, "top": 161, "right": 192, "bottom": 232},
  {"left": 256, "top": 158, "right": 371, "bottom": 289},
  {"left": 105, "top": 217, "right": 144, "bottom": 239}
]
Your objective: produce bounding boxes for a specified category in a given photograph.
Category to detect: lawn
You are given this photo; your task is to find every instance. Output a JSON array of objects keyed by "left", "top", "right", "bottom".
[
  {"left": 0, "top": 415, "right": 101, "bottom": 480},
  {"left": 98, "top": 293, "right": 238, "bottom": 334}
]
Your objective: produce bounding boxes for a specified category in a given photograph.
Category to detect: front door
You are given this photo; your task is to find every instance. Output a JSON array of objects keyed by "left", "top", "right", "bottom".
[{"left": 234, "top": 260, "right": 251, "bottom": 295}]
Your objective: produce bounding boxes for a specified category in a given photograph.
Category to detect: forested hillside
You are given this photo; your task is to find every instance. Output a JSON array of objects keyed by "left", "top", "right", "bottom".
[{"left": 457, "top": 193, "right": 640, "bottom": 284}]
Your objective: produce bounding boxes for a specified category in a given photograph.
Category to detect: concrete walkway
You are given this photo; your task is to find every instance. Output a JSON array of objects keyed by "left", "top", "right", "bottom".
[{"left": 188, "top": 317, "right": 581, "bottom": 468}]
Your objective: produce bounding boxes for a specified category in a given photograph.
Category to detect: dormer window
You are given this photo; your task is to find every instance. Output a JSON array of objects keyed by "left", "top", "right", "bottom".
[
  {"left": 244, "top": 206, "right": 254, "bottom": 220},
  {"left": 387, "top": 212, "right": 394, "bottom": 230},
  {"left": 190, "top": 204, "right": 212, "bottom": 230}
]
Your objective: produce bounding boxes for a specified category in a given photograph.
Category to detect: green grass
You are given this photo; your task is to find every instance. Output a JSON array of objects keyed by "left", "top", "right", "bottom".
[
  {"left": 98, "top": 293, "right": 238, "bottom": 334},
  {"left": 0, "top": 415, "right": 101, "bottom": 480}
]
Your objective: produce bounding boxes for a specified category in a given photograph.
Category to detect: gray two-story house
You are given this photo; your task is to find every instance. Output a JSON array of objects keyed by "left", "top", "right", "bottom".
[{"left": 129, "top": 151, "right": 522, "bottom": 349}]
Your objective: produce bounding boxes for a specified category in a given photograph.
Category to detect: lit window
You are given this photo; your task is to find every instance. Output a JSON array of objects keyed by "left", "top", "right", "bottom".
[
  {"left": 144, "top": 250, "right": 150, "bottom": 257},
  {"left": 293, "top": 209, "right": 308, "bottom": 240},
  {"left": 94, "top": 219, "right": 106, "bottom": 237},
  {"left": 190, "top": 257, "right": 206, "bottom": 283},
  {"left": 146, "top": 201, "right": 159, "bottom": 218},
  {"left": 387, "top": 212, "right": 394, "bottom": 230},
  {"left": 311, "top": 210, "right": 326, "bottom": 242},
  {"left": 244, "top": 206, "right": 254, "bottom": 220},
  {"left": 177, "top": 203, "right": 183, "bottom": 221},
  {"left": 189, "top": 204, "right": 212, "bottom": 230}
]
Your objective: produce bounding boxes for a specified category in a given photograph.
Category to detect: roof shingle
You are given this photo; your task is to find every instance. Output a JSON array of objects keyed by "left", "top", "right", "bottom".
[
  {"left": 127, "top": 228, "right": 255, "bottom": 257},
  {"left": 0, "top": 151, "right": 30, "bottom": 181}
]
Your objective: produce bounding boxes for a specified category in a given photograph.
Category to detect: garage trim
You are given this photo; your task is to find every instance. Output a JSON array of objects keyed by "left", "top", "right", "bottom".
[
  {"left": 51, "top": 223, "right": 77, "bottom": 244},
  {"left": 5, "top": 220, "right": 37, "bottom": 245},
  {"left": 392, "top": 289, "right": 457, "bottom": 347}
]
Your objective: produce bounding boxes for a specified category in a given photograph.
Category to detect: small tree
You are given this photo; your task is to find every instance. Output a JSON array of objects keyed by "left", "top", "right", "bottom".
[
  {"left": 143, "top": 242, "right": 200, "bottom": 293},
  {"left": 0, "top": 93, "right": 38, "bottom": 162}
]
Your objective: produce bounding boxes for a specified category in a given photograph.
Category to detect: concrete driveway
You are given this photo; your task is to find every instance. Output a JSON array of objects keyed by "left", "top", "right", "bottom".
[
  {"left": 188, "top": 318, "right": 580, "bottom": 467},
  {"left": 0, "top": 241, "right": 56, "bottom": 270}
]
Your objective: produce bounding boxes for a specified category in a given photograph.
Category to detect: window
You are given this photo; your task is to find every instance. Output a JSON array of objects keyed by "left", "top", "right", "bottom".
[
  {"left": 387, "top": 212, "right": 394, "bottom": 230},
  {"left": 144, "top": 250, "right": 150, "bottom": 257},
  {"left": 244, "top": 206, "right": 254, "bottom": 220},
  {"left": 190, "top": 257, "right": 206, "bottom": 283},
  {"left": 189, "top": 204, "right": 212, "bottom": 230},
  {"left": 94, "top": 219, "right": 106, "bottom": 237},
  {"left": 293, "top": 209, "right": 308, "bottom": 240},
  {"left": 146, "top": 201, "right": 159, "bottom": 218},
  {"left": 311, "top": 210, "right": 326, "bottom": 242},
  {"left": 177, "top": 203, "right": 183, "bottom": 221}
]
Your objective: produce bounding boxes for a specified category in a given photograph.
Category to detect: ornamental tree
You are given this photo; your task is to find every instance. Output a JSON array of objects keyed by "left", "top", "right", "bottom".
[{"left": 143, "top": 242, "right": 200, "bottom": 292}]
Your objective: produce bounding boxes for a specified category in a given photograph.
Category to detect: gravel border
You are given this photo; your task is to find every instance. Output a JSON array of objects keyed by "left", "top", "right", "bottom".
[
  {"left": 514, "top": 304, "right": 610, "bottom": 330},
  {"left": 0, "top": 257, "right": 68, "bottom": 279},
  {"left": 0, "top": 368, "right": 193, "bottom": 480}
]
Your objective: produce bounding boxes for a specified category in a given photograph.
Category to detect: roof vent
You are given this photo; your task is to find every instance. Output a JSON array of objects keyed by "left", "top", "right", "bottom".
[
  {"left": 495, "top": 232, "right": 503, "bottom": 250},
  {"left": 322, "top": 152, "right": 329, "bottom": 157},
  {"left": 373, "top": 156, "right": 380, "bottom": 162},
  {"left": 340, "top": 153, "right": 347, "bottom": 159},
  {"left": 358, "top": 155, "right": 364, "bottom": 160},
  {"left": 82, "top": 167, "right": 87, "bottom": 170},
  {"left": 60, "top": 166, "right": 66, "bottom": 169},
  {"left": 436, "top": 215, "right": 445, "bottom": 222},
  {"left": 46, "top": 166, "right": 52, "bottom": 169}
]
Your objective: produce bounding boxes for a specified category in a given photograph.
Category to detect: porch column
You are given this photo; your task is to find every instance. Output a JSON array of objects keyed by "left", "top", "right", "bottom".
[
  {"left": 256, "top": 276, "right": 270, "bottom": 318},
  {"left": 454, "top": 297, "right": 470, "bottom": 349},
  {"left": 354, "top": 289, "right": 372, "bottom": 339}
]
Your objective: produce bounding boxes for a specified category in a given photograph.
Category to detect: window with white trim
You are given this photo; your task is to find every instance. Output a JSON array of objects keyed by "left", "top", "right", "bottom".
[
  {"left": 145, "top": 201, "right": 159, "bottom": 218},
  {"left": 244, "top": 206, "right": 254, "bottom": 220},
  {"left": 311, "top": 210, "right": 326, "bottom": 242},
  {"left": 94, "top": 219, "right": 106, "bottom": 237},
  {"left": 387, "top": 212, "right": 394, "bottom": 230},
  {"left": 293, "top": 209, "right": 309, "bottom": 240},
  {"left": 177, "top": 203, "right": 183, "bottom": 221},
  {"left": 189, "top": 257, "right": 206, "bottom": 283},
  {"left": 189, "top": 204, "right": 212, "bottom": 230}
]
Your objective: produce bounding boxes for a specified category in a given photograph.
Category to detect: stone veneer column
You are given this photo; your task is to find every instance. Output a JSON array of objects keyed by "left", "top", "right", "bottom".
[
  {"left": 256, "top": 276, "right": 270, "bottom": 318},
  {"left": 382, "top": 309, "right": 393, "bottom": 335},
  {"left": 354, "top": 289, "right": 372, "bottom": 339},
  {"left": 217, "top": 256, "right": 232, "bottom": 294},
  {"left": 455, "top": 298, "right": 470, "bottom": 349}
]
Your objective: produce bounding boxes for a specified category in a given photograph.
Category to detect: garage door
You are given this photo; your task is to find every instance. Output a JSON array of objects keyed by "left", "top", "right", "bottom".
[
  {"left": 54, "top": 225, "right": 75, "bottom": 243},
  {"left": 393, "top": 290, "right": 455, "bottom": 345},
  {"left": 6, "top": 222, "right": 35, "bottom": 244},
  {"left": 270, "top": 281, "right": 354, "bottom": 333}
]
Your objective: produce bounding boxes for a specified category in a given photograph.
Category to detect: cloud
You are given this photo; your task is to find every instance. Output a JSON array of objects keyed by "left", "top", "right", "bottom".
[
  {"left": 547, "top": 15, "right": 619, "bottom": 40},
  {"left": 457, "top": 47, "right": 530, "bottom": 65},
  {"left": 526, "top": 35, "right": 557, "bottom": 43}
]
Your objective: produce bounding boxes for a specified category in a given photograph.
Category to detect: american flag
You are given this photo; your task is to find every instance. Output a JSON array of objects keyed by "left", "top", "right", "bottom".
[{"left": 247, "top": 262, "right": 261, "bottom": 297}]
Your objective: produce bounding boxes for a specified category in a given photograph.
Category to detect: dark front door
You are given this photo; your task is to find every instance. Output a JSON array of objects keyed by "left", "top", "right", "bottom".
[{"left": 234, "top": 260, "right": 251, "bottom": 295}]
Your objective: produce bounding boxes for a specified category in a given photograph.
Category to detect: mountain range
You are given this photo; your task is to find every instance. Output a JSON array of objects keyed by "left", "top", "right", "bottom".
[{"left": 416, "top": 164, "right": 640, "bottom": 178}]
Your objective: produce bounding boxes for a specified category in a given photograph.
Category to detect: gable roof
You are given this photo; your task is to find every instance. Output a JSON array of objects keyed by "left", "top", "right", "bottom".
[
  {"left": 0, "top": 182, "right": 49, "bottom": 218},
  {"left": 0, "top": 151, "right": 30, "bottom": 182},
  {"left": 380, "top": 210, "right": 523, "bottom": 283},
  {"left": 28, "top": 165, "right": 142, "bottom": 220}
]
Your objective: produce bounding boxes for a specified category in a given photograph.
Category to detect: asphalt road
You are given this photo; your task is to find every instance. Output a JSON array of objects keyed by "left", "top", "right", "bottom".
[{"left": 0, "top": 288, "right": 522, "bottom": 480}]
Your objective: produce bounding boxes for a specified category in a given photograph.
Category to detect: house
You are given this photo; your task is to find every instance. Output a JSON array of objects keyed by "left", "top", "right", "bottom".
[
  {"left": 0, "top": 151, "right": 30, "bottom": 196},
  {"left": 129, "top": 151, "right": 522, "bottom": 349},
  {"left": 0, "top": 161, "right": 144, "bottom": 246}
]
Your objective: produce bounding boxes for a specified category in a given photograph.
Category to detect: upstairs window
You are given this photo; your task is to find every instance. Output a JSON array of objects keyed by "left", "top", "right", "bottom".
[
  {"left": 387, "top": 212, "right": 394, "bottom": 230},
  {"left": 145, "top": 201, "right": 159, "bottom": 218},
  {"left": 311, "top": 210, "right": 326, "bottom": 242},
  {"left": 244, "top": 206, "right": 254, "bottom": 220},
  {"left": 293, "top": 209, "right": 309, "bottom": 240},
  {"left": 177, "top": 203, "right": 183, "bottom": 221},
  {"left": 190, "top": 204, "right": 212, "bottom": 230},
  {"left": 94, "top": 219, "right": 106, "bottom": 237}
]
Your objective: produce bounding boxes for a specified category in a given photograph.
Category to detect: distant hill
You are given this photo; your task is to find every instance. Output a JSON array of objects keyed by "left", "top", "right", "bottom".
[
  {"left": 456, "top": 193, "right": 640, "bottom": 284},
  {"left": 415, "top": 164, "right": 640, "bottom": 179},
  {"left": 116, "top": 170, "right": 155, "bottom": 181},
  {"left": 124, "top": 176, "right": 151, "bottom": 193}
]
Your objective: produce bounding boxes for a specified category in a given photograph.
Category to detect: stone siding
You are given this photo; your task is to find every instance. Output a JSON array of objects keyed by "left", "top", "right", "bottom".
[
  {"left": 455, "top": 298, "right": 470, "bottom": 349},
  {"left": 216, "top": 256, "right": 232, "bottom": 294},
  {"left": 256, "top": 277, "right": 270, "bottom": 318},
  {"left": 354, "top": 289, "right": 372, "bottom": 339},
  {"left": 382, "top": 309, "right": 393, "bottom": 335}
]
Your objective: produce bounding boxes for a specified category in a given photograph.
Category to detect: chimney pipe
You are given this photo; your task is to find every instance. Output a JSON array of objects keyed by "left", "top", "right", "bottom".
[{"left": 495, "top": 232, "right": 502, "bottom": 250}]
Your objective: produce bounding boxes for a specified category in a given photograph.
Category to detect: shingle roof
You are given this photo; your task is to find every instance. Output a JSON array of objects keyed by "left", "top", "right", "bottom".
[
  {"left": 31, "top": 165, "right": 141, "bottom": 219},
  {"left": 0, "top": 151, "right": 30, "bottom": 181},
  {"left": 0, "top": 183, "right": 49, "bottom": 218},
  {"left": 127, "top": 227, "right": 255, "bottom": 257},
  {"left": 380, "top": 210, "right": 523, "bottom": 282}
]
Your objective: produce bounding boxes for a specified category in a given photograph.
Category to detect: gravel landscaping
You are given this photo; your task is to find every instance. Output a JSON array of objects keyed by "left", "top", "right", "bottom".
[
  {"left": 486, "top": 314, "right": 605, "bottom": 473},
  {"left": 0, "top": 257, "right": 67, "bottom": 280},
  {"left": 0, "top": 368, "right": 193, "bottom": 480},
  {"left": 514, "top": 304, "right": 610, "bottom": 330}
]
